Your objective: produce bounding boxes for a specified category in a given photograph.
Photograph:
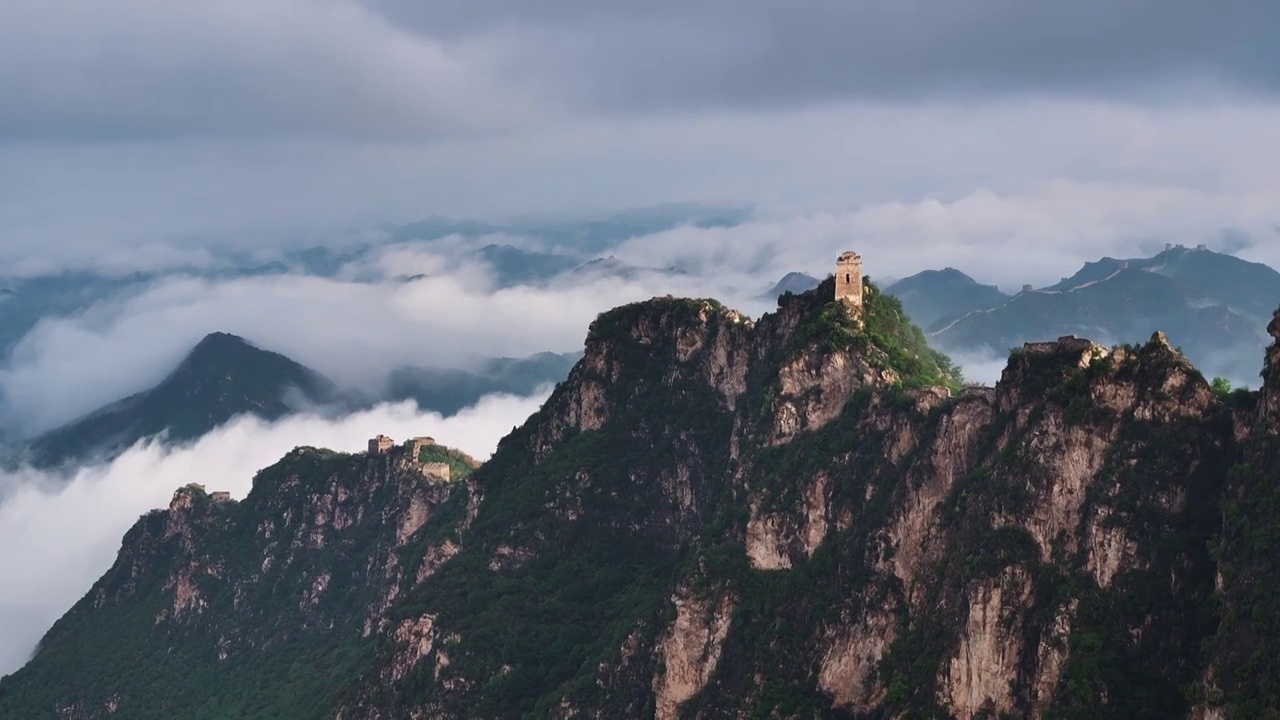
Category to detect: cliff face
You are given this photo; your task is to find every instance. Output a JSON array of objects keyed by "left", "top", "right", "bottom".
[
  {"left": 0, "top": 445, "right": 475, "bottom": 719},
  {"left": 2, "top": 282, "right": 1278, "bottom": 719}
]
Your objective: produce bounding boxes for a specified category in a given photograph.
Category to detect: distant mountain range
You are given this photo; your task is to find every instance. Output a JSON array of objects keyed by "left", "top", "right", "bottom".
[
  {"left": 391, "top": 203, "right": 749, "bottom": 255},
  {"left": 385, "top": 352, "right": 578, "bottom": 417},
  {"left": 755, "top": 246, "right": 1279, "bottom": 382},
  {"left": 20, "top": 333, "right": 575, "bottom": 469},
  {"left": 890, "top": 246, "right": 1280, "bottom": 382},
  {"left": 469, "top": 244, "right": 580, "bottom": 287},
  {"left": 760, "top": 269, "right": 1009, "bottom": 326},
  {"left": 0, "top": 205, "right": 749, "bottom": 359}
]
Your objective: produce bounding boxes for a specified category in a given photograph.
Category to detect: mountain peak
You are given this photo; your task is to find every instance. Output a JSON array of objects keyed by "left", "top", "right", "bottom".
[
  {"left": 172, "top": 332, "right": 289, "bottom": 377},
  {"left": 28, "top": 333, "right": 335, "bottom": 467},
  {"left": 761, "top": 271, "right": 821, "bottom": 299},
  {"left": 933, "top": 267, "right": 976, "bottom": 282},
  {"left": 886, "top": 268, "right": 1009, "bottom": 328},
  {"left": 191, "top": 330, "right": 253, "bottom": 350}
]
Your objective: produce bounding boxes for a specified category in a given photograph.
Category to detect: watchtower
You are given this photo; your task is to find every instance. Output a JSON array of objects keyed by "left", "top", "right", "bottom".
[
  {"left": 407, "top": 436, "right": 435, "bottom": 460},
  {"left": 368, "top": 435, "right": 394, "bottom": 455},
  {"left": 835, "top": 251, "right": 864, "bottom": 314}
]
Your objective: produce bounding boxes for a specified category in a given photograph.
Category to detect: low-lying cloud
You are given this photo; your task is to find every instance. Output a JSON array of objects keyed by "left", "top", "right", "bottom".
[
  {"left": 610, "top": 181, "right": 1280, "bottom": 293},
  {"left": 5, "top": 99, "right": 1280, "bottom": 279},
  {"left": 6, "top": 176, "right": 1279, "bottom": 437},
  {"left": 0, "top": 389, "right": 549, "bottom": 678},
  {"left": 0, "top": 255, "right": 778, "bottom": 436}
]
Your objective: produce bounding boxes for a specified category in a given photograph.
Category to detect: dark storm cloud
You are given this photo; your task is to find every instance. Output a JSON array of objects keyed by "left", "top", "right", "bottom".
[
  {"left": 4, "top": 0, "right": 1279, "bottom": 143},
  {"left": 374, "top": 0, "right": 1280, "bottom": 112},
  {"left": 0, "top": 0, "right": 542, "bottom": 143}
]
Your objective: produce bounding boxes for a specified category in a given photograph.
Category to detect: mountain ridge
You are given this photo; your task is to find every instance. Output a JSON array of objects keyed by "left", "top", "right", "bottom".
[
  {"left": 3, "top": 281, "right": 1280, "bottom": 717},
  {"left": 25, "top": 332, "right": 338, "bottom": 468},
  {"left": 919, "top": 247, "right": 1279, "bottom": 383},
  {"left": 20, "top": 336, "right": 577, "bottom": 470},
  {"left": 885, "top": 267, "right": 1011, "bottom": 328}
]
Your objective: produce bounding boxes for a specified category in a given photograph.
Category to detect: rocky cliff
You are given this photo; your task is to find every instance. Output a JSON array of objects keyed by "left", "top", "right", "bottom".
[{"left": 2, "top": 278, "right": 1279, "bottom": 719}]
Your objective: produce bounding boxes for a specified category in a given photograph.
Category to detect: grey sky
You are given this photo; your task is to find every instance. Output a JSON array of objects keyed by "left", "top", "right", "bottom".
[{"left": 4, "top": 1, "right": 1280, "bottom": 143}]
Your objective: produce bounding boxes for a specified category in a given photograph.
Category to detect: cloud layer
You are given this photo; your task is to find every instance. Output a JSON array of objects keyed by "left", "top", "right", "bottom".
[
  {"left": 5, "top": 0, "right": 1280, "bottom": 144},
  {"left": 4, "top": 97, "right": 1280, "bottom": 279},
  {"left": 0, "top": 390, "right": 549, "bottom": 677},
  {"left": 0, "top": 252, "right": 782, "bottom": 435},
  {"left": 0, "top": 0, "right": 541, "bottom": 143}
]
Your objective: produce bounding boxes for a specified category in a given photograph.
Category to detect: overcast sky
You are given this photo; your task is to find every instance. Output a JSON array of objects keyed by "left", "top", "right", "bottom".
[{"left": 2, "top": 0, "right": 1279, "bottom": 274}]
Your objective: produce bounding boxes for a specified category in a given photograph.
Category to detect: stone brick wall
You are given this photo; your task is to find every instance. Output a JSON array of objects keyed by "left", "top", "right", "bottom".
[{"left": 421, "top": 462, "right": 451, "bottom": 481}]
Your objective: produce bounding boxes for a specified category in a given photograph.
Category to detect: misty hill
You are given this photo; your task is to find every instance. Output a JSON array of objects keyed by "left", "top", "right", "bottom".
[
  {"left": 470, "top": 245, "right": 580, "bottom": 287},
  {"left": 391, "top": 203, "right": 749, "bottom": 255},
  {"left": 927, "top": 247, "right": 1280, "bottom": 382},
  {"left": 1046, "top": 247, "right": 1280, "bottom": 318},
  {"left": 8, "top": 283, "right": 1280, "bottom": 717},
  {"left": 23, "top": 333, "right": 577, "bottom": 469},
  {"left": 566, "top": 255, "right": 688, "bottom": 282},
  {"left": 386, "top": 352, "right": 579, "bottom": 416},
  {"left": 0, "top": 273, "right": 156, "bottom": 360},
  {"left": 27, "top": 333, "right": 339, "bottom": 468},
  {"left": 761, "top": 271, "right": 821, "bottom": 299},
  {"left": 885, "top": 267, "right": 1011, "bottom": 328}
]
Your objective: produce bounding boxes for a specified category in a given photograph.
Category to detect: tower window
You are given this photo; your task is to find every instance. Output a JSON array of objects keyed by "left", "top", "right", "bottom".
[{"left": 845, "top": 273, "right": 851, "bottom": 284}]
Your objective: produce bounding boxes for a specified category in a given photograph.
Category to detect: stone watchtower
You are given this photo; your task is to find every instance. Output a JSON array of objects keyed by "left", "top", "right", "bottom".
[{"left": 835, "top": 251, "right": 864, "bottom": 314}]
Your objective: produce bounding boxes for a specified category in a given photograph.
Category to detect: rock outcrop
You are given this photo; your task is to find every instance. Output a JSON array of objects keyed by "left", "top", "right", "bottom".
[{"left": 3, "top": 280, "right": 1277, "bottom": 720}]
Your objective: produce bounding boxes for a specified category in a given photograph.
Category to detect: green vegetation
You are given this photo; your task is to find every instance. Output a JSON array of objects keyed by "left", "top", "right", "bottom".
[
  {"left": 3, "top": 283, "right": 1278, "bottom": 719},
  {"left": 858, "top": 279, "right": 964, "bottom": 391},
  {"left": 793, "top": 277, "right": 962, "bottom": 392},
  {"left": 1207, "top": 438, "right": 1280, "bottom": 718},
  {"left": 416, "top": 443, "right": 479, "bottom": 480},
  {"left": 586, "top": 296, "right": 727, "bottom": 344},
  {"left": 0, "top": 447, "right": 396, "bottom": 719}
]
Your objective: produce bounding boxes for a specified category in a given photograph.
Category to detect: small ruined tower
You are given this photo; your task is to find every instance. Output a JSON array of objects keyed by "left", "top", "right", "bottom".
[
  {"left": 368, "top": 434, "right": 394, "bottom": 455},
  {"left": 835, "top": 251, "right": 864, "bottom": 314}
]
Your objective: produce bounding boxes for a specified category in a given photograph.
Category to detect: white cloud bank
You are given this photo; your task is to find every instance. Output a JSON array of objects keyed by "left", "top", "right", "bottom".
[
  {"left": 0, "top": 389, "right": 549, "bottom": 678},
  {"left": 0, "top": 256, "right": 779, "bottom": 436}
]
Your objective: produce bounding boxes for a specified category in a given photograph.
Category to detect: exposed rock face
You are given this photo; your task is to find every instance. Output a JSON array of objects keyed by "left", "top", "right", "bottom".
[
  {"left": 1, "top": 444, "right": 470, "bottom": 718},
  {"left": 745, "top": 471, "right": 832, "bottom": 570},
  {"left": 817, "top": 600, "right": 897, "bottom": 713},
  {"left": 5, "top": 283, "right": 1277, "bottom": 720},
  {"left": 389, "top": 614, "right": 438, "bottom": 683},
  {"left": 941, "top": 566, "right": 1032, "bottom": 718},
  {"left": 652, "top": 588, "right": 736, "bottom": 720}
]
